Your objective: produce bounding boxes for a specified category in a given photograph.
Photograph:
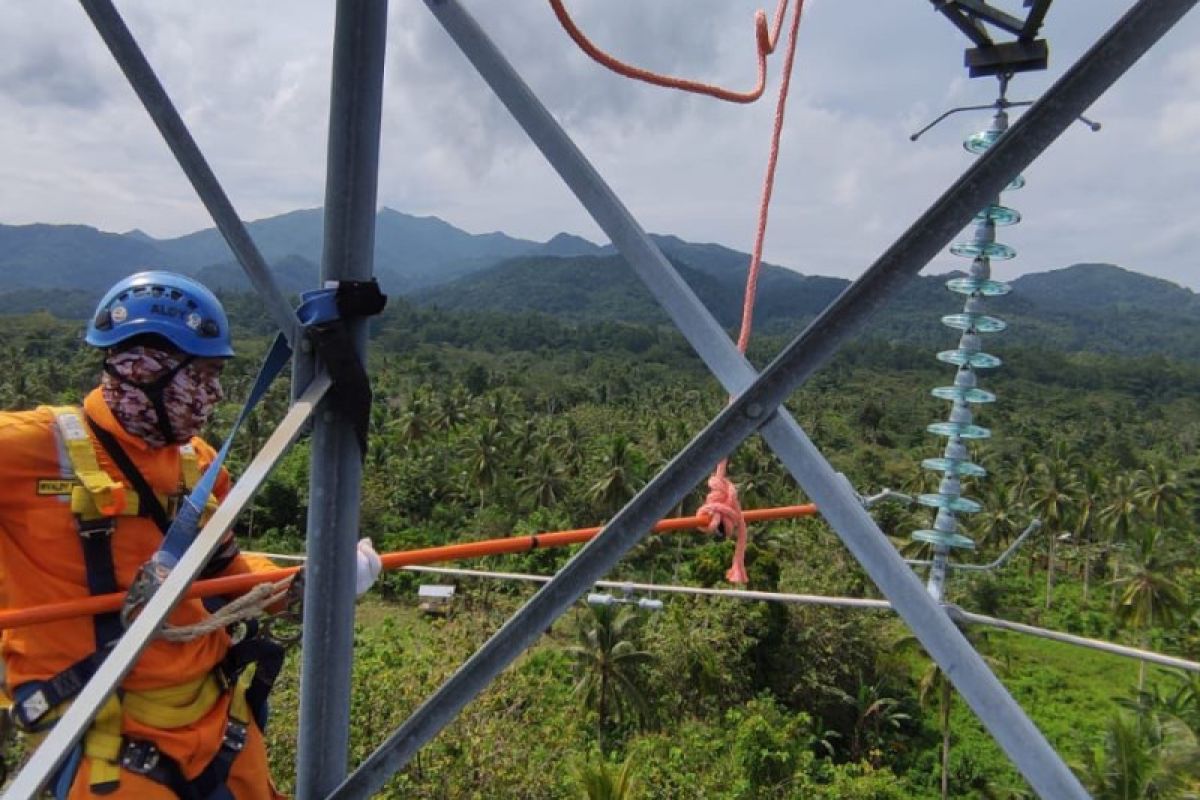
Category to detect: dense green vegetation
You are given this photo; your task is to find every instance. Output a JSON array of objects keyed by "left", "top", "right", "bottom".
[{"left": 0, "top": 300, "right": 1197, "bottom": 798}]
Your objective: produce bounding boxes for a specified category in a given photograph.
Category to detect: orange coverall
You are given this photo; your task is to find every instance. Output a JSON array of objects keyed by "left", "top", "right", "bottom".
[{"left": 0, "top": 388, "right": 283, "bottom": 798}]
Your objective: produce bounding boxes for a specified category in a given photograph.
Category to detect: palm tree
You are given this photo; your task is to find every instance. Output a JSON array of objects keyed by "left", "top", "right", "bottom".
[
  {"left": 517, "top": 449, "right": 568, "bottom": 508},
  {"left": 431, "top": 385, "right": 469, "bottom": 432},
  {"left": 848, "top": 674, "right": 910, "bottom": 764},
  {"left": 1100, "top": 472, "right": 1142, "bottom": 546},
  {"left": 895, "top": 630, "right": 1004, "bottom": 800},
  {"left": 568, "top": 755, "right": 640, "bottom": 800},
  {"left": 969, "top": 482, "right": 1024, "bottom": 552},
  {"left": 586, "top": 435, "right": 645, "bottom": 517},
  {"left": 1009, "top": 450, "right": 1041, "bottom": 504},
  {"left": 1133, "top": 463, "right": 1187, "bottom": 528},
  {"left": 458, "top": 419, "right": 505, "bottom": 510},
  {"left": 550, "top": 419, "right": 586, "bottom": 478},
  {"left": 1027, "top": 457, "right": 1080, "bottom": 611},
  {"left": 396, "top": 393, "right": 432, "bottom": 449},
  {"left": 1071, "top": 466, "right": 1106, "bottom": 602},
  {"left": 564, "top": 604, "right": 654, "bottom": 753},
  {"left": 1112, "top": 529, "right": 1189, "bottom": 690},
  {"left": 1078, "top": 710, "right": 1200, "bottom": 798}
]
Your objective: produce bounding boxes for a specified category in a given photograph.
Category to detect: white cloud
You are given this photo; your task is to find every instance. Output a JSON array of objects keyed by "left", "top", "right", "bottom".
[{"left": 0, "top": 0, "right": 1196, "bottom": 290}]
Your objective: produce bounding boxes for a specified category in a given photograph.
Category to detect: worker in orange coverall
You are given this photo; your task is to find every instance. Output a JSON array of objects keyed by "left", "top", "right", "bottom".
[{"left": 0, "top": 271, "right": 381, "bottom": 798}]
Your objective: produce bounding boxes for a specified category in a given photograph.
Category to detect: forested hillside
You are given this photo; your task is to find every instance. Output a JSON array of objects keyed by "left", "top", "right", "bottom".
[{"left": 1, "top": 301, "right": 1197, "bottom": 798}]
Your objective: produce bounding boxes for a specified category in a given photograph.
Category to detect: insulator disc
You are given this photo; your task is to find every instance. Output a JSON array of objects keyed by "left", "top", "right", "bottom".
[
  {"left": 975, "top": 205, "right": 1021, "bottom": 226},
  {"left": 963, "top": 130, "right": 1001, "bottom": 154},
  {"left": 932, "top": 385, "right": 996, "bottom": 404},
  {"left": 922, "top": 457, "right": 988, "bottom": 477},
  {"left": 950, "top": 241, "right": 1017, "bottom": 260},
  {"left": 1007, "top": 174, "right": 1026, "bottom": 191},
  {"left": 928, "top": 421, "right": 992, "bottom": 439},
  {"left": 919, "top": 493, "right": 983, "bottom": 514},
  {"left": 941, "top": 312, "right": 1008, "bottom": 333},
  {"left": 912, "top": 530, "right": 977, "bottom": 550},
  {"left": 937, "top": 349, "right": 1003, "bottom": 369},
  {"left": 946, "top": 277, "right": 1011, "bottom": 297}
]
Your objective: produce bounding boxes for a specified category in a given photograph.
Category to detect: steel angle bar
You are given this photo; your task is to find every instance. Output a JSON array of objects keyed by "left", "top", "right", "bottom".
[
  {"left": 930, "top": 1, "right": 995, "bottom": 48},
  {"left": 295, "top": 1, "right": 388, "bottom": 797},
  {"left": 327, "top": 2, "right": 1192, "bottom": 797},
  {"left": 78, "top": 0, "right": 298, "bottom": 345},
  {"left": 953, "top": 0, "right": 1027, "bottom": 36},
  {"left": 7, "top": 374, "right": 331, "bottom": 800},
  {"left": 1022, "top": 0, "right": 1055, "bottom": 40}
]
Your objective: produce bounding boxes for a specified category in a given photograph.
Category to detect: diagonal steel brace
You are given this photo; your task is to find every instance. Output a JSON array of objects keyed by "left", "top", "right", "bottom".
[{"left": 79, "top": 0, "right": 298, "bottom": 345}]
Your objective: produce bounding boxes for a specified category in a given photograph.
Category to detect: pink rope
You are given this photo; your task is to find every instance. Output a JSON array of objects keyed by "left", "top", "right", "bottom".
[{"left": 701, "top": 0, "right": 805, "bottom": 585}]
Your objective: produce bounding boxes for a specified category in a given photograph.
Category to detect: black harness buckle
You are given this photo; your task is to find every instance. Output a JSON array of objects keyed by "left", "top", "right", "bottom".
[
  {"left": 76, "top": 518, "right": 115, "bottom": 540},
  {"left": 222, "top": 719, "right": 248, "bottom": 753},
  {"left": 119, "top": 738, "right": 162, "bottom": 775}
]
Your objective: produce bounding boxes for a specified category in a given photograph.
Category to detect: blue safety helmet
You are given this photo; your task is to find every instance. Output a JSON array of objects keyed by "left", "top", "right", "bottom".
[{"left": 86, "top": 271, "right": 234, "bottom": 358}]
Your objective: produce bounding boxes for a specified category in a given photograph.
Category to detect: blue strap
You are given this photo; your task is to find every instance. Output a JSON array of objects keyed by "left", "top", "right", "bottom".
[
  {"left": 77, "top": 518, "right": 124, "bottom": 650},
  {"left": 156, "top": 333, "right": 291, "bottom": 564},
  {"left": 294, "top": 281, "right": 386, "bottom": 459},
  {"left": 295, "top": 287, "right": 341, "bottom": 326},
  {"left": 52, "top": 742, "right": 83, "bottom": 800},
  {"left": 11, "top": 653, "right": 103, "bottom": 732}
]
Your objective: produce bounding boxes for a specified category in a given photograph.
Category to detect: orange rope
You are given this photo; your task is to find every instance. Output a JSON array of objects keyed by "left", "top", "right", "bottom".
[
  {"left": 700, "top": 0, "right": 805, "bottom": 584},
  {"left": 0, "top": 505, "right": 818, "bottom": 631},
  {"left": 549, "top": 0, "right": 793, "bottom": 104}
]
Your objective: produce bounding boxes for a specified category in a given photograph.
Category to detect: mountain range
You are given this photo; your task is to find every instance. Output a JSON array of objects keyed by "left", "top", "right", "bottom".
[{"left": 0, "top": 208, "right": 1196, "bottom": 360}]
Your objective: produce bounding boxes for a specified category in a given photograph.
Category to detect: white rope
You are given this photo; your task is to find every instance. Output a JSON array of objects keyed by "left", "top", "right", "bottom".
[{"left": 158, "top": 577, "right": 293, "bottom": 643}]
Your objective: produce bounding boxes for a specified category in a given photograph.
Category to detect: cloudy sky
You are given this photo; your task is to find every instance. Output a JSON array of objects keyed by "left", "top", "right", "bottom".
[{"left": 1, "top": 1, "right": 1197, "bottom": 288}]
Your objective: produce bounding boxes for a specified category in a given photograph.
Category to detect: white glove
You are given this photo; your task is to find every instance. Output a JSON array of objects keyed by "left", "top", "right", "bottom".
[{"left": 355, "top": 538, "right": 383, "bottom": 596}]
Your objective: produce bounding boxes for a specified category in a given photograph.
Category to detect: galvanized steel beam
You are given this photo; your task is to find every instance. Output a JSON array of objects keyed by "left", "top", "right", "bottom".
[
  {"left": 329, "top": 0, "right": 1193, "bottom": 797},
  {"left": 294, "top": 0, "right": 389, "bottom": 797}
]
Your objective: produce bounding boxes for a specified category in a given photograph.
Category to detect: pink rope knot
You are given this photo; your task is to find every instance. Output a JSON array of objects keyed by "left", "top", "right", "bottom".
[{"left": 699, "top": 472, "right": 749, "bottom": 584}]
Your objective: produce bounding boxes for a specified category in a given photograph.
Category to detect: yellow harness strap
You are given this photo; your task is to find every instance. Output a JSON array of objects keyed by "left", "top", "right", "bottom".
[
  {"left": 37, "top": 408, "right": 229, "bottom": 791},
  {"left": 82, "top": 694, "right": 124, "bottom": 792},
  {"left": 78, "top": 672, "right": 245, "bottom": 793},
  {"left": 179, "top": 444, "right": 222, "bottom": 525},
  {"left": 123, "top": 674, "right": 222, "bottom": 729},
  {"left": 47, "top": 407, "right": 219, "bottom": 523},
  {"left": 46, "top": 407, "right": 126, "bottom": 517}
]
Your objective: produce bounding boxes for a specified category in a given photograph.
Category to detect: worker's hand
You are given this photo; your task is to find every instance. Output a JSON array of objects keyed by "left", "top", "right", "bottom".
[{"left": 356, "top": 538, "right": 383, "bottom": 597}]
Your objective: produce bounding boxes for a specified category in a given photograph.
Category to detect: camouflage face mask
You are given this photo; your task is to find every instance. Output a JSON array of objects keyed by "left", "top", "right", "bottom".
[{"left": 102, "top": 346, "right": 224, "bottom": 448}]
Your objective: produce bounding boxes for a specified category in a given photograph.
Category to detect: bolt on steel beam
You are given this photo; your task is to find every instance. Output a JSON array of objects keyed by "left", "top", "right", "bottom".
[
  {"left": 78, "top": 0, "right": 298, "bottom": 345},
  {"left": 294, "top": 1, "right": 389, "bottom": 798},
  {"left": 7, "top": 375, "right": 332, "bottom": 800},
  {"left": 328, "top": 0, "right": 1193, "bottom": 797}
]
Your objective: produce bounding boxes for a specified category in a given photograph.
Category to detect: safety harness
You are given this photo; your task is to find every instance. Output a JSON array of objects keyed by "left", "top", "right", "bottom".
[
  {"left": 10, "top": 284, "right": 385, "bottom": 796},
  {"left": 10, "top": 407, "right": 281, "bottom": 797}
]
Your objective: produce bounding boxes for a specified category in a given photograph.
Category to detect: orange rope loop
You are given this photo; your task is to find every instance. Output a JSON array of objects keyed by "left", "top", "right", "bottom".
[
  {"left": 549, "top": 0, "right": 795, "bottom": 104},
  {"left": 708, "top": 0, "right": 805, "bottom": 583}
]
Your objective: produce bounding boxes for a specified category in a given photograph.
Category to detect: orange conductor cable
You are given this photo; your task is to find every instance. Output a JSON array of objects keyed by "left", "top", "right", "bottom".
[{"left": 0, "top": 505, "right": 818, "bottom": 631}]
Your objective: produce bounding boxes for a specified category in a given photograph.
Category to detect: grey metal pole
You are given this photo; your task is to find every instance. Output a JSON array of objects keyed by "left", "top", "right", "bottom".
[
  {"left": 327, "top": 1, "right": 1192, "bottom": 797},
  {"left": 294, "top": 1, "right": 388, "bottom": 797},
  {"left": 7, "top": 376, "right": 331, "bottom": 800},
  {"left": 78, "top": 0, "right": 298, "bottom": 345}
]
